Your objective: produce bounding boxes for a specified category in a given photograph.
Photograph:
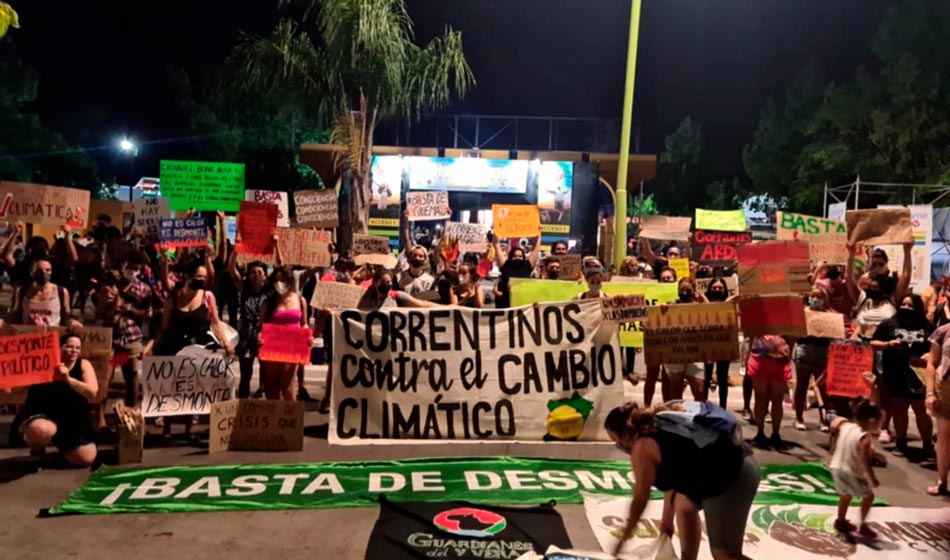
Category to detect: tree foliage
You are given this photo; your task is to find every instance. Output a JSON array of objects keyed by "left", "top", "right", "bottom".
[
  {"left": 652, "top": 117, "right": 706, "bottom": 214},
  {"left": 0, "top": 2, "right": 18, "bottom": 38},
  {"left": 743, "top": 0, "right": 950, "bottom": 213},
  {"left": 228, "top": 0, "right": 473, "bottom": 249}
]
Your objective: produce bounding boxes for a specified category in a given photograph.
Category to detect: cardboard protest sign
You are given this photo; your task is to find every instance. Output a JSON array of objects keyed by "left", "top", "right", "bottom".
[
  {"left": 293, "top": 189, "right": 338, "bottom": 228},
  {"left": 776, "top": 211, "right": 848, "bottom": 265},
  {"left": 804, "top": 308, "right": 846, "bottom": 339},
  {"left": 0, "top": 181, "right": 90, "bottom": 227},
  {"left": 738, "top": 241, "right": 812, "bottom": 296},
  {"left": 879, "top": 204, "right": 933, "bottom": 294},
  {"left": 406, "top": 191, "right": 451, "bottom": 221},
  {"left": 693, "top": 275, "right": 738, "bottom": 298},
  {"left": 311, "top": 282, "right": 366, "bottom": 311},
  {"left": 556, "top": 254, "right": 583, "bottom": 279},
  {"left": 236, "top": 228, "right": 332, "bottom": 267},
  {"left": 210, "top": 399, "right": 305, "bottom": 453},
  {"left": 444, "top": 221, "right": 488, "bottom": 253},
  {"left": 352, "top": 234, "right": 397, "bottom": 267},
  {"left": 637, "top": 216, "right": 692, "bottom": 241},
  {"left": 492, "top": 204, "right": 541, "bottom": 238},
  {"left": 134, "top": 196, "right": 170, "bottom": 242},
  {"left": 691, "top": 230, "right": 751, "bottom": 266},
  {"left": 643, "top": 302, "right": 740, "bottom": 366},
  {"left": 158, "top": 217, "right": 208, "bottom": 249},
  {"left": 9, "top": 325, "right": 113, "bottom": 402},
  {"left": 259, "top": 324, "right": 312, "bottom": 365},
  {"left": 141, "top": 353, "right": 237, "bottom": 418},
  {"left": 159, "top": 160, "right": 245, "bottom": 212},
  {"left": 669, "top": 258, "right": 690, "bottom": 280},
  {"left": 236, "top": 201, "right": 278, "bottom": 255},
  {"left": 738, "top": 295, "right": 807, "bottom": 338},
  {"left": 331, "top": 300, "right": 622, "bottom": 442},
  {"left": 89, "top": 199, "right": 133, "bottom": 231},
  {"left": 695, "top": 208, "right": 747, "bottom": 232},
  {"left": 826, "top": 343, "right": 874, "bottom": 398},
  {"left": 246, "top": 190, "right": 290, "bottom": 228},
  {"left": 0, "top": 331, "right": 60, "bottom": 389},
  {"left": 224, "top": 216, "right": 237, "bottom": 244},
  {"left": 846, "top": 208, "right": 913, "bottom": 245},
  {"left": 602, "top": 294, "right": 647, "bottom": 323}
]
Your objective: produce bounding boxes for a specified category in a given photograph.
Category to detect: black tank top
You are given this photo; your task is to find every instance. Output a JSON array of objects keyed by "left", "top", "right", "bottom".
[
  {"left": 24, "top": 360, "right": 89, "bottom": 421},
  {"left": 160, "top": 290, "right": 213, "bottom": 355},
  {"left": 646, "top": 428, "right": 743, "bottom": 506}
]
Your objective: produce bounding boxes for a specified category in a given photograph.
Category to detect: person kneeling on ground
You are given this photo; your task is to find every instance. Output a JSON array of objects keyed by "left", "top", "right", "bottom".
[{"left": 17, "top": 334, "right": 98, "bottom": 468}]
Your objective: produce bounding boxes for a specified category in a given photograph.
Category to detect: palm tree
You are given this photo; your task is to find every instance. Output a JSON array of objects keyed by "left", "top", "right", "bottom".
[{"left": 231, "top": 0, "right": 474, "bottom": 251}]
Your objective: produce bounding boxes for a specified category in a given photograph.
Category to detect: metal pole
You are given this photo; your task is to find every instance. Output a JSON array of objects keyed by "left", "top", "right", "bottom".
[
  {"left": 613, "top": 0, "right": 643, "bottom": 268},
  {"left": 854, "top": 175, "right": 861, "bottom": 209},
  {"left": 823, "top": 182, "right": 828, "bottom": 218}
]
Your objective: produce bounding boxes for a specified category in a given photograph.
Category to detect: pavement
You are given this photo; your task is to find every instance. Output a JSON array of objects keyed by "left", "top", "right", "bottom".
[{"left": 1, "top": 371, "right": 947, "bottom": 560}]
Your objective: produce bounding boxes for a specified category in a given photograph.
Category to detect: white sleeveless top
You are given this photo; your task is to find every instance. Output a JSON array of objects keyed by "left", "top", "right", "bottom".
[
  {"left": 22, "top": 284, "right": 63, "bottom": 327},
  {"left": 830, "top": 422, "right": 867, "bottom": 476}
]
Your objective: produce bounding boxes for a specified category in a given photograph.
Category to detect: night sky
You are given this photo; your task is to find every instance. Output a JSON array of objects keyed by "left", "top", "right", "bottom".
[{"left": 9, "top": 0, "right": 899, "bottom": 183}]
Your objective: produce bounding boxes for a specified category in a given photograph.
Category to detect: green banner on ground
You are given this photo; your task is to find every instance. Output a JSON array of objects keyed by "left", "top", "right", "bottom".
[{"left": 50, "top": 456, "right": 857, "bottom": 516}]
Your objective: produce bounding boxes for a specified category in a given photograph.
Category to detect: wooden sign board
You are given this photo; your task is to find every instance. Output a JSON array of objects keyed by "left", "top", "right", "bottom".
[
  {"left": 311, "top": 282, "right": 365, "bottom": 311},
  {"left": 846, "top": 208, "right": 914, "bottom": 246},
  {"left": 236, "top": 228, "right": 332, "bottom": 267},
  {"left": 602, "top": 294, "right": 647, "bottom": 323},
  {"left": 556, "top": 254, "right": 583, "bottom": 280},
  {"left": 210, "top": 399, "right": 305, "bottom": 453},
  {"left": 643, "top": 302, "right": 739, "bottom": 365},
  {"left": 294, "top": 189, "right": 338, "bottom": 228}
]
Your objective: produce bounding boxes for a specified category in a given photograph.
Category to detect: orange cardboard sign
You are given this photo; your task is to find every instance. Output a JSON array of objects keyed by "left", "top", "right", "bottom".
[
  {"left": 826, "top": 343, "right": 874, "bottom": 398},
  {"left": 236, "top": 201, "right": 278, "bottom": 255},
  {"left": 0, "top": 331, "right": 61, "bottom": 389},
  {"left": 492, "top": 204, "right": 540, "bottom": 239},
  {"left": 259, "top": 324, "right": 311, "bottom": 365}
]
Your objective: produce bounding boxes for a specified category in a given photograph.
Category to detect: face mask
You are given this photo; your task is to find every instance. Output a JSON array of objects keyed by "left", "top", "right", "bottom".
[
  {"left": 275, "top": 282, "right": 289, "bottom": 296},
  {"left": 547, "top": 270, "right": 560, "bottom": 280},
  {"left": 826, "top": 269, "right": 841, "bottom": 281},
  {"left": 708, "top": 290, "right": 727, "bottom": 302},
  {"left": 808, "top": 298, "right": 824, "bottom": 311},
  {"left": 410, "top": 258, "right": 426, "bottom": 268},
  {"left": 679, "top": 292, "right": 692, "bottom": 302},
  {"left": 377, "top": 283, "right": 392, "bottom": 295},
  {"left": 188, "top": 279, "right": 205, "bottom": 291},
  {"left": 34, "top": 270, "right": 51, "bottom": 285},
  {"left": 123, "top": 268, "right": 138, "bottom": 281},
  {"left": 589, "top": 284, "right": 602, "bottom": 293},
  {"left": 897, "top": 308, "right": 915, "bottom": 323}
]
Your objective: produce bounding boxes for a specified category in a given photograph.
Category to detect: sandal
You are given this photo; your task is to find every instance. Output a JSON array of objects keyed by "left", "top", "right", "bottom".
[{"left": 926, "top": 481, "right": 950, "bottom": 496}]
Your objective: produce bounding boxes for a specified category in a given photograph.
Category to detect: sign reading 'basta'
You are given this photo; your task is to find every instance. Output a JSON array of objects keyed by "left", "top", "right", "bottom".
[{"left": 331, "top": 300, "right": 622, "bottom": 442}]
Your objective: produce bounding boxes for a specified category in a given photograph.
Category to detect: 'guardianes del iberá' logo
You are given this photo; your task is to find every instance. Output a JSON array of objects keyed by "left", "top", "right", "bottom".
[{"left": 433, "top": 507, "right": 508, "bottom": 538}]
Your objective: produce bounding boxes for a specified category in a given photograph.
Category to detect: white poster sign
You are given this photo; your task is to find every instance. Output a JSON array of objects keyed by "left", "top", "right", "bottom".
[
  {"left": 879, "top": 204, "right": 933, "bottom": 293},
  {"left": 827, "top": 201, "right": 847, "bottom": 222},
  {"left": 133, "top": 196, "right": 170, "bottom": 241},
  {"left": 584, "top": 494, "right": 950, "bottom": 560},
  {"left": 142, "top": 352, "right": 237, "bottom": 418},
  {"left": 330, "top": 300, "right": 623, "bottom": 443},
  {"left": 246, "top": 190, "right": 290, "bottom": 228},
  {"left": 444, "top": 221, "right": 489, "bottom": 253}
]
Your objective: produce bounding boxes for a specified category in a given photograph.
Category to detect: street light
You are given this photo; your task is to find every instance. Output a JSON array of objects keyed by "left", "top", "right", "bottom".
[{"left": 119, "top": 138, "right": 137, "bottom": 155}]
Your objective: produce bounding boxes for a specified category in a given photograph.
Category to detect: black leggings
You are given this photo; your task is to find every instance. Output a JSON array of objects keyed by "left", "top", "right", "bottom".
[
  {"left": 624, "top": 347, "right": 636, "bottom": 375},
  {"left": 704, "top": 361, "right": 730, "bottom": 408},
  {"left": 238, "top": 356, "right": 256, "bottom": 399}
]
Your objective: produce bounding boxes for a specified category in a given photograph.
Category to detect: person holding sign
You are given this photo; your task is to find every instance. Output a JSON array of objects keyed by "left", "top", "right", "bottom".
[
  {"left": 662, "top": 279, "right": 708, "bottom": 402},
  {"left": 870, "top": 294, "right": 934, "bottom": 458},
  {"left": 258, "top": 266, "right": 308, "bottom": 401},
  {"left": 703, "top": 277, "right": 735, "bottom": 408},
  {"left": 449, "top": 263, "right": 484, "bottom": 308},
  {"left": 925, "top": 322, "right": 950, "bottom": 496},
  {"left": 356, "top": 269, "right": 441, "bottom": 311},
  {"left": 227, "top": 255, "right": 269, "bottom": 399},
  {"left": 5, "top": 256, "right": 80, "bottom": 330},
  {"left": 17, "top": 334, "right": 98, "bottom": 468},
  {"left": 491, "top": 233, "right": 540, "bottom": 309}
]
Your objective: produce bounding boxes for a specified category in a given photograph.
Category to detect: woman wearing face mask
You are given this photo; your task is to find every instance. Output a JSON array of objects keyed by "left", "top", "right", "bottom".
[
  {"left": 5, "top": 258, "right": 79, "bottom": 330},
  {"left": 258, "top": 266, "right": 308, "bottom": 401},
  {"left": 641, "top": 266, "right": 679, "bottom": 407},
  {"left": 790, "top": 288, "right": 833, "bottom": 431},
  {"left": 870, "top": 294, "right": 934, "bottom": 457},
  {"left": 228, "top": 254, "right": 269, "bottom": 399},
  {"left": 96, "top": 275, "right": 146, "bottom": 407},
  {"left": 703, "top": 277, "right": 735, "bottom": 408},
  {"left": 815, "top": 263, "right": 854, "bottom": 317},
  {"left": 574, "top": 271, "right": 606, "bottom": 300},
  {"left": 491, "top": 233, "right": 541, "bottom": 309},
  {"left": 358, "top": 269, "right": 440, "bottom": 311},
  {"left": 662, "top": 279, "right": 707, "bottom": 401},
  {"left": 399, "top": 246, "right": 435, "bottom": 296},
  {"left": 14, "top": 335, "right": 98, "bottom": 467},
  {"left": 450, "top": 263, "right": 484, "bottom": 308}
]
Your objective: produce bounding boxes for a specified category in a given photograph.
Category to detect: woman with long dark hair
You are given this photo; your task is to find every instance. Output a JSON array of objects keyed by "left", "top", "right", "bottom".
[
  {"left": 491, "top": 234, "right": 540, "bottom": 309},
  {"left": 703, "top": 277, "right": 734, "bottom": 407},
  {"left": 228, "top": 253, "right": 269, "bottom": 399},
  {"left": 258, "top": 266, "right": 308, "bottom": 401}
]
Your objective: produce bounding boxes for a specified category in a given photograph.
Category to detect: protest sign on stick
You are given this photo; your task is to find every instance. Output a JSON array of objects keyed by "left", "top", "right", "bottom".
[
  {"left": 643, "top": 302, "right": 739, "bottom": 365},
  {"left": 0, "top": 331, "right": 60, "bottom": 390},
  {"left": 826, "top": 344, "right": 873, "bottom": 398},
  {"left": 804, "top": 308, "right": 846, "bottom": 339},
  {"left": 406, "top": 191, "right": 451, "bottom": 221},
  {"left": 311, "top": 282, "right": 366, "bottom": 311},
  {"left": 236, "top": 228, "right": 332, "bottom": 267},
  {"left": 158, "top": 217, "right": 208, "bottom": 249},
  {"left": 236, "top": 201, "right": 278, "bottom": 255},
  {"left": 669, "top": 258, "right": 690, "bottom": 280},
  {"left": 637, "top": 216, "right": 692, "bottom": 241},
  {"left": 134, "top": 196, "right": 170, "bottom": 242},
  {"left": 293, "top": 189, "right": 338, "bottom": 228},
  {"left": 776, "top": 211, "right": 849, "bottom": 265},
  {"left": 210, "top": 399, "right": 305, "bottom": 453},
  {"left": 259, "top": 324, "right": 312, "bottom": 365},
  {"left": 846, "top": 208, "right": 914, "bottom": 246},
  {"left": 556, "top": 254, "right": 583, "bottom": 279},
  {"left": 738, "top": 295, "right": 807, "bottom": 338},
  {"left": 738, "top": 240, "right": 812, "bottom": 296},
  {"left": 602, "top": 294, "right": 647, "bottom": 323},
  {"left": 247, "top": 190, "right": 290, "bottom": 227},
  {"left": 690, "top": 230, "right": 751, "bottom": 266},
  {"left": 492, "top": 204, "right": 541, "bottom": 238},
  {"left": 694, "top": 209, "right": 747, "bottom": 232},
  {"left": 444, "top": 222, "right": 488, "bottom": 253},
  {"left": 352, "top": 234, "right": 397, "bottom": 268},
  {"left": 141, "top": 353, "right": 236, "bottom": 417},
  {"left": 160, "top": 160, "right": 245, "bottom": 212},
  {"left": 0, "top": 181, "right": 90, "bottom": 227}
]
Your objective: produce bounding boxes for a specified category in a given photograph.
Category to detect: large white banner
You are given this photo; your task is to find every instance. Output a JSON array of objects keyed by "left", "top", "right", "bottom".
[
  {"left": 142, "top": 350, "right": 237, "bottom": 418},
  {"left": 879, "top": 204, "right": 933, "bottom": 293},
  {"left": 330, "top": 300, "right": 623, "bottom": 443},
  {"left": 584, "top": 494, "right": 950, "bottom": 560}
]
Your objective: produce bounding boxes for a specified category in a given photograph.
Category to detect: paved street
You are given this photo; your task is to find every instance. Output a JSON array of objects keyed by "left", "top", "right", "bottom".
[{"left": 1, "top": 374, "right": 947, "bottom": 560}]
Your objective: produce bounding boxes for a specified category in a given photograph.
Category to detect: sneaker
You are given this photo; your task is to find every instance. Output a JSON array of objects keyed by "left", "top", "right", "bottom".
[
  {"left": 794, "top": 420, "right": 807, "bottom": 431},
  {"left": 819, "top": 424, "right": 830, "bottom": 433},
  {"left": 834, "top": 519, "right": 857, "bottom": 534},
  {"left": 858, "top": 524, "right": 878, "bottom": 539},
  {"left": 742, "top": 409, "right": 754, "bottom": 423},
  {"left": 890, "top": 444, "right": 907, "bottom": 458},
  {"left": 878, "top": 430, "right": 892, "bottom": 444},
  {"left": 753, "top": 433, "right": 770, "bottom": 448}
]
